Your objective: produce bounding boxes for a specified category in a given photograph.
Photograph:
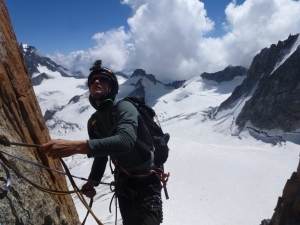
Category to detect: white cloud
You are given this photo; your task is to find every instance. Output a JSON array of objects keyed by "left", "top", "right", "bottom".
[
  {"left": 218, "top": 0, "right": 300, "bottom": 66},
  {"left": 50, "top": 27, "right": 132, "bottom": 75},
  {"left": 50, "top": 0, "right": 300, "bottom": 81}
]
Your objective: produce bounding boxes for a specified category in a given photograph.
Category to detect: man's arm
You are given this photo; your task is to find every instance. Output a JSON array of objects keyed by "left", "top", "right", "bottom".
[
  {"left": 87, "top": 100, "right": 139, "bottom": 157},
  {"left": 81, "top": 156, "right": 108, "bottom": 198},
  {"left": 40, "top": 139, "right": 90, "bottom": 159},
  {"left": 89, "top": 156, "right": 108, "bottom": 186},
  {"left": 40, "top": 101, "right": 139, "bottom": 158}
]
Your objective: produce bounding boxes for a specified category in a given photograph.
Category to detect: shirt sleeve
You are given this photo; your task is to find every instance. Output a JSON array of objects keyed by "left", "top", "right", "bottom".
[
  {"left": 87, "top": 100, "right": 139, "bottom": 157},
  {"left": 88, "top": 156, "right": 108, "bottom": 186}
]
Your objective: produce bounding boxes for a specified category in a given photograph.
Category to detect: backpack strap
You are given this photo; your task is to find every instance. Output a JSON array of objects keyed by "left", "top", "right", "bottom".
[
  {"left": 112, "top": 98, "right": 155, "bottom": 173},
  {"left": 122, "top": 97, "right": 155, "bottom": 152}
]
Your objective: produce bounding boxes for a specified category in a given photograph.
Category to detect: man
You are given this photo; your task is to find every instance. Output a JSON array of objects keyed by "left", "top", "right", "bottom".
[{"left": 40, "top": 60, "right": 163, "bottom": 225}]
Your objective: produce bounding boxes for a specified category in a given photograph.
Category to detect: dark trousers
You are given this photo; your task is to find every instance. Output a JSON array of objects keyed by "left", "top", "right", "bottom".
[{"left": 116, "top": 174, "right": 163, "bottom": 225}]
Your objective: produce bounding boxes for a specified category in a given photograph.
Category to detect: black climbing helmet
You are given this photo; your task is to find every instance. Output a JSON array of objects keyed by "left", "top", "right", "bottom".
[{"left": 88, "top": 60, "right": 119, "bottom": 100}]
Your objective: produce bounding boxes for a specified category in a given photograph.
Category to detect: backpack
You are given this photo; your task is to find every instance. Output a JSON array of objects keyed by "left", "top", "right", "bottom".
[
  {"left": 88, "top": 96, "right": 170, "bottom": 171},
  {"left": 88, "top": 97, "right": 170, "bottom": 199},
  {"left": 118, "top": 98, "right": 171, "bottom": 200},
  {"left": 120, "top": 96, "right": 170, "bottom": 168}
]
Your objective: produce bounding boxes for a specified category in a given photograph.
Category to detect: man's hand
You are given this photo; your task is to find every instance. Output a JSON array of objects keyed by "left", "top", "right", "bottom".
[
  {"left": 81, "top": 180, "right": 96, "bottom": 198},
  {"left": 39, "top": 139, "right": 90, "bottom": 159}
]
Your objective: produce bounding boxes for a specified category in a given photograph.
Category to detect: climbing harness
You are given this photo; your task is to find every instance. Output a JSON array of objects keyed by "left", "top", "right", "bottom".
[
  {"left": 115, "top": 160, "right": 170, "bottom": 199},
  {"left": 0, "top": 134, "right": 111, "bottom": 225}
]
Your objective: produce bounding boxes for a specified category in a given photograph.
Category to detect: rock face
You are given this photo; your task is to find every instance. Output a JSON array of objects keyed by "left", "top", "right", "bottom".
[
  {"left": 200, "top": 65, "right": 247, "bottom": 83},
  {"left": 127, "top": 68, "right": 184, "bottom": 98},
  {"left": 128, "top": 69, "right": 158, "bottom": 98},
  {"left": 0, "top": 1, "right": 80, "bottom": 224},
  {"left": 131, "top": 69, "right": 157, "bottom": 84},
  {"left": 165, "top": 80, "right": 186, "bottom": 89},
  {"left": 22, "top": 45, "right": 73, "bottom": 79},
  {"left": 216, "top": 34, "right": 300, "bottom": 132},
  {"left": 236, "top": 41, "right": 300, "bottom": 132},
  {"left": 265, "top": 160, "right": 300, "bottom": 225}
]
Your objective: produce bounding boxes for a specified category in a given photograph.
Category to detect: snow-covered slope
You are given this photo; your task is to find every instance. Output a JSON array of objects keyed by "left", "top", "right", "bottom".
[{"left": 33, "top": 67, "right": 300, "bottom": 225}]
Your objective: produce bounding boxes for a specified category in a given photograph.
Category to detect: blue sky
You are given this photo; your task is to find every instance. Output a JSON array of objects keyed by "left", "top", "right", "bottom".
[
  {"left": 5, "top": 0, "right": 300, "bottom": 80},
  {"left": 6, "top": 0, "right": 242, "bottom": 55},
  {"left": 6, "top": 1, "right": 132, "bottom": 55}
]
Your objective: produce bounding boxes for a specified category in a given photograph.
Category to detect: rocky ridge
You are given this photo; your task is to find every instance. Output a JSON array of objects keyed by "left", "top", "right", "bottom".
[
  {"left": 215, "top": 33, "right": 300, "bottom": 133},
  {"left": 21, "top": 44, "right": 85, "bottom": 85},
  {"left": 259, "top": 160, "right": 300, "bottom": 225},
  {"left": 200, "top": 65, "right": 247, "bottom": 83},
  {"left": 127, "top": 68, "right": 184, "bottom": 98}
]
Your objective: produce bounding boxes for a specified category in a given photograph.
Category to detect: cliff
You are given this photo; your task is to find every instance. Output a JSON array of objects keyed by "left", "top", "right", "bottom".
[
  {"left": 215, "top": 33, "right": 300, "bottom": 133},
  {"left": 0, "top": 1, "right": 80, "bottom": 224},
  {"left": 265, "top": 159, "right": 300, "bottom": 225},
  {"left": 235, "top": 40, "right": 300, "bottom": 132}
]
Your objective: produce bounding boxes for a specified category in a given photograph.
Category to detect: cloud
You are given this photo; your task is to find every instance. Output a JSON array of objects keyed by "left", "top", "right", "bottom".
[
  {"left": 50, "top": 27, "right": 132, "bottom": 76},
  {"left": 50, "top": 0, "right": 300, "bottom": 81},
  {"left": 219, "top": 0, "right": 300, "bottom": 66}
]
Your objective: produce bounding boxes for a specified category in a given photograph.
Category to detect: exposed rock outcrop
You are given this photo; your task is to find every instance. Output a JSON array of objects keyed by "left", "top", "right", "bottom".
[
  {"left": 0, "top": 1, "right": 80, "bottom": 224},
  {"left": 216, "top": 33, "right": 300, "bottom": 132},
  {"left": 217, "top": 34, "right": 298, "bottom": 113},
  {"left": 200, "top": 65, "right": 247, "bottom": 83},
  {"left": 236, "top": 42, "right": 300, "bottom": 132},
  {"left": 128, "top": 68, "right": 183, "bottom": 98},
  {"left": 128, "top": 69, "right": 157, "bottom": 98},
  {"left": 165, "top": 80, "right": 186, "bottom": 89},
  {"left": 21, "top": 45, "right": 73, "bottom": 79},
  {"left": 264, "top": 159, "right": 300, "bottom": 225},
  {"left": 128, "top": 78, "right": 146, "bottom": 98},
  {"left": 131, "top": 68, "right": 147, "bottom": 77},
  {"left": 131, "top": 69, "right": 157, "bottom": 84},
  {"left": 31, "top": 72, "right": 49, "bottom": 86}
]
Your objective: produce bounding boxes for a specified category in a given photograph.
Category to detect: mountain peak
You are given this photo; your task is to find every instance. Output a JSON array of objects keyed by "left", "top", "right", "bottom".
[
  {"left": 21, "top": 44, "right": 82, "bottom": 85},
  {"left": 131, "top": 68, "right": 147, "bottom": 77},
  {"left": 200, "top": 65, "right": 247, "bottom": 83}
]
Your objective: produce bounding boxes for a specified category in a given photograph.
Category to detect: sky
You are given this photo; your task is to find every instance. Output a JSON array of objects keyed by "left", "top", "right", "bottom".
[
  {"left": 30, "top": 52, "right": 300, "bottom": 224},
  {"left": 5, "top": 0, "right": 300, "bottom": 81}
]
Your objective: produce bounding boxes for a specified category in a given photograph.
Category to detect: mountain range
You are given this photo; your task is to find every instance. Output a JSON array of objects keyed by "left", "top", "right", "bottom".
[
  {"left": 19, "top": 33, "right": 300, "bottom": 225},
  {"left": 22, "top": 33, "right": 300, "bottom": 144}
]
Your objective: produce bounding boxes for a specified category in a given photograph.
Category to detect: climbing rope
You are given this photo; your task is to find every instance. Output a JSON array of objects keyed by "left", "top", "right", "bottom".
[
  {"left": 0, "top": 134, "right": 107, "bottom": 225},
  {"left": 0, "top": 161, "right": 11, "bottom": 192},
  {"left": 0, "top": 148, "right": 111, "bottom": 183}
]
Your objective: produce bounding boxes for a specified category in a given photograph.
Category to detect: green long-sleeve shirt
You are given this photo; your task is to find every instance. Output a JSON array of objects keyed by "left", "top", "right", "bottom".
[{"left": 87, "top": 99, "right": 152, "bottom": 183}]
